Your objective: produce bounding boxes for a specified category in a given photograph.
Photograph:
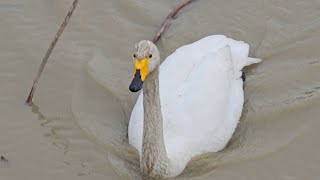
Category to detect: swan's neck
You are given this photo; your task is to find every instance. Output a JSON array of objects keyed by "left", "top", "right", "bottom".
[{"left": 142, "top": 66, "right": 172, "bottom": 178}]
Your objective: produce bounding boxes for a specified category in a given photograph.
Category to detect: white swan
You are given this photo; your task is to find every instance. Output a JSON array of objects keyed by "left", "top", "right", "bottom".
[{"left": 128, "top": 35, "right": 261, "bottom": 178}]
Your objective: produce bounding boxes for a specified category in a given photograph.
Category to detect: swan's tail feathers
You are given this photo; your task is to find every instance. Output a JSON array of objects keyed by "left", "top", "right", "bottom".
[{"left": 246, "top": 57, "right": 262, "bottom": 66}]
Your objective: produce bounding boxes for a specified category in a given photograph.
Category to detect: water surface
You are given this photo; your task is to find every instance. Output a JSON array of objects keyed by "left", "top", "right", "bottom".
[{"left": 1, "top": 0, "right": 320, "bottom": 179}]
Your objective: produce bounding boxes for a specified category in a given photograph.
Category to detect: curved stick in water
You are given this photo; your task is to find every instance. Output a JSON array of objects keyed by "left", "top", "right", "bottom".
[
  {"left": 152, "top": 0, "right": 194, "bottom": 43},
  {"left": 26, "top": 0, "right": 79, "bottom": 105}
]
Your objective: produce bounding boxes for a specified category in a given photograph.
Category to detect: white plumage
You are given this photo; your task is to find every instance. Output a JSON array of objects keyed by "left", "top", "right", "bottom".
[{"left": 129, "top": 35, "right": 261, "bottom": 175}]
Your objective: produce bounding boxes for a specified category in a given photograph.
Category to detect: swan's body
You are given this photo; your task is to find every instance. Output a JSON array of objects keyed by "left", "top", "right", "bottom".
[{"left": 128, "top": 35, "right": 261, "bottom": 178}]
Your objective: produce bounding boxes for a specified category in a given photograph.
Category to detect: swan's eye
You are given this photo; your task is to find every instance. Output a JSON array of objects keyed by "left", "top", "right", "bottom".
[
  {"left": 133, "top": 54, "right": 136, "bottom": 58},
  {"left": 149, "top": 54, "right": 152, "bottom": 58}
]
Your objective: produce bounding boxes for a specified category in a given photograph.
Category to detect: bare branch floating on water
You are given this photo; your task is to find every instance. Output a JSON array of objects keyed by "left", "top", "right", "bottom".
[
  {"left": 152, "top": 0, "right": 195, "bottom": 43},
  {"left": 25, "top": 0, "right": 194, "bottom": 105},
  {"left": 26, "top": 0, "right": 79, "bottom": 105}
]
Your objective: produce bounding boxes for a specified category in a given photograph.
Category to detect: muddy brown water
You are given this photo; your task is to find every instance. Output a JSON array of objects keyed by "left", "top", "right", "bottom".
[{"left": 1, "top": 0, "right": 320, "bottom": 179}]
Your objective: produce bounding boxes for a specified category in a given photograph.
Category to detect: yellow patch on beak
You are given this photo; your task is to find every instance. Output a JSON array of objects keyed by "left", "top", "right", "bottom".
[{"left": 133, "top": 58, "right": 149, "bottom": 81}]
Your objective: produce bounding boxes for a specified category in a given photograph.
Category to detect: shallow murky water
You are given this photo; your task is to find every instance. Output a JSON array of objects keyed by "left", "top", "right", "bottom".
[{"left": 1, "top": 0, "right": 320, "bottom": 179}]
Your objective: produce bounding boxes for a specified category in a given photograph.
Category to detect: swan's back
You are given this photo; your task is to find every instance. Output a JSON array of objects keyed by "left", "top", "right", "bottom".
[{"left": 129, "top": 35, "right": 261, "bottom": 174}]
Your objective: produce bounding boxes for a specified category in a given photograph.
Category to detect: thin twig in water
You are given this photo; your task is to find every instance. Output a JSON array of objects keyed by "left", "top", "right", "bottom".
[
  {"left": 152, "top": 0, "right": 194, "bottom": 43},
  {"left": 26, "top": 0, "right": 79, "bottom": 105}
]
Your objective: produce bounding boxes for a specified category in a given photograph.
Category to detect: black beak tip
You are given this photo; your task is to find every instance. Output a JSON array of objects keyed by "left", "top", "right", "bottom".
[
  {"left": 129, "top": 79, "right": 143, "bottom": 92},
  {"left": 129, "top": 84, "right": 141, "bottom": 92}
]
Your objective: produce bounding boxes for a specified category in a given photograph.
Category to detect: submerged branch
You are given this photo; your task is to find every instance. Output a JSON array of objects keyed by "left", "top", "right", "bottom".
[
  {"left": 152, "top": 0, "right": 194, "bottom": 43},
  {"left": 26, "top": 0, "right": 79, "bottom": 105}
]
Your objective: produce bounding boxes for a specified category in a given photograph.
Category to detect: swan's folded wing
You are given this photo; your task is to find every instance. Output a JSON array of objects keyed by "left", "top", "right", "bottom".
[{"left": 164, "top": 47, "right": 236, "bottom": 157}]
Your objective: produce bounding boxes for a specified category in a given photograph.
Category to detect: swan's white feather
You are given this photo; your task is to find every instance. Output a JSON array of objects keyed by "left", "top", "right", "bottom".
[{"left": 128, "top": 35, "right": 261, "bottom": 175}]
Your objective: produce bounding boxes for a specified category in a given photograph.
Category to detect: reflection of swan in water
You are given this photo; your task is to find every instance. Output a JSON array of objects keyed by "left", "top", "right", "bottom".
[{"left": 127, "top": 35, "right": 261, "bottom": 178}]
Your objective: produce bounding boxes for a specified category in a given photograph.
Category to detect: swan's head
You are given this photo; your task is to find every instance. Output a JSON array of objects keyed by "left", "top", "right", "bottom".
[{"left": 129, "top": 40, "right": 160, "bottom": 92}]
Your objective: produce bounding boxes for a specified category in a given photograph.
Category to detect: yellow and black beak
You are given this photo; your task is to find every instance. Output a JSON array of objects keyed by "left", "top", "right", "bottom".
[{"left": 129, "top": 58, "right": 149, "bottom": 92}]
